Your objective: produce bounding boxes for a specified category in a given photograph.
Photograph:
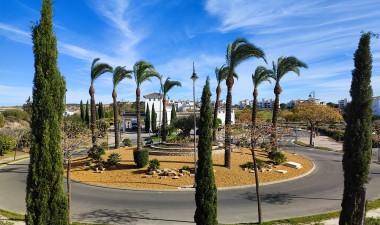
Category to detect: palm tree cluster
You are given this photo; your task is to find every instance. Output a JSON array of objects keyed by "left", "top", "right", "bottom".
[{"left": 215, "top": 37, "right": 308, "bottom": 168}]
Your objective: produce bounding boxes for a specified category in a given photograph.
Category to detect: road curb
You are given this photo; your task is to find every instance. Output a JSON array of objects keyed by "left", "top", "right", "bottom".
[{"left": 0, "top": 157, "right": 29, "bottom": 168}]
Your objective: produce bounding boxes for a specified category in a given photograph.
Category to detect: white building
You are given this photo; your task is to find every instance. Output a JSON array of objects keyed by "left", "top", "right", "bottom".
[
  {"left": 373, "top": 96, "right": 380, "bottom": 116},
  {"left": 143, "top": 92, "right": 172, "bottom": 127},
  {"left": 239, "top": 99, "right": 250, "bottom": 109},
  {"left": 217, "top": 107, "right": 235, "bottom": 125},
  {"left": 338, "top": 98, "right": 348, "bottom": 109},
  {"left": 258, "top": 98, "right": 277, "bottom": 109}
]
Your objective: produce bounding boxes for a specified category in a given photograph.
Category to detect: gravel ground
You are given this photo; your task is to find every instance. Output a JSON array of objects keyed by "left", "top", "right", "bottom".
[{"left": 68, "top": 147, "right": 313, "bottom": 190}]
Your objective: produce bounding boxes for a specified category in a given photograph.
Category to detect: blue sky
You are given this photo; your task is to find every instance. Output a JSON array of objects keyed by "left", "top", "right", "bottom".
[{"left": 0, "top": 0, "right": 379, "bottom": 106}]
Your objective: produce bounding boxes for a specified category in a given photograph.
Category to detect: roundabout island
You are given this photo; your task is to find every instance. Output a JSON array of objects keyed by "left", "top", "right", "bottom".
[{"left": 68, "top": 146, "right": 314, "bottom": 190}]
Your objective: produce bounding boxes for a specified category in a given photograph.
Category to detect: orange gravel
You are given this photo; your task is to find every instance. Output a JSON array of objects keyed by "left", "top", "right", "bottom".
[{"left": 68, "top": 147, "right": 313, "bottom": 190}]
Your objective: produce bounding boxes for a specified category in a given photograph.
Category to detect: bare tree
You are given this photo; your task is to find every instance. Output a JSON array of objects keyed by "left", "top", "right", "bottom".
[{"left": 62, "top": 119, "right": 88, "bottom": 224}]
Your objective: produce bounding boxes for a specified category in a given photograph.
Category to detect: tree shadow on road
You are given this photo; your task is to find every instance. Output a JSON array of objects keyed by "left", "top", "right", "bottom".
[
  {"left": 241, "top": 192, "right": 293, "bottom": 205},
  {"left": 74, "top": 208, "right": 194, "bottom": 224}
]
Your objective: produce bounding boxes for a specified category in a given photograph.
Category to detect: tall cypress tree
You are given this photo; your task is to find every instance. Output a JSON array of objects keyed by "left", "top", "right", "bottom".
[
  {"left": 152, "top": 104, "right": 157, "bottom": 133},
  {"left": 26, "top": 0, "right": 69, "bottom": 224},
  {"left": 194, "top": 77, "right": 218, "bottom": 225},
  {"left": 85, "top": 100, "right": 90, "bottom": 127},
  {"left": 340, "top": 32, "right": 374, "bottom": 225},
  {"left": 171, "top": 104, "right": 177, "bottom": 122},
  {"left": 145, "top": 105, "right": 150, "bottom": 133},
  {"left": 80, "top": 100, "right": 84, "bottom": 122}
]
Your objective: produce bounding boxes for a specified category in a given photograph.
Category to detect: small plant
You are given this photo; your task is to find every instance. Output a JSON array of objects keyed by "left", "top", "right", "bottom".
[
  {"left": 87, "top": 145, "right": 106, "bottom": 162},
  {"left": 107, "top": 152, "right": 122, "bottom": 166},
  {"left": 269, "top": 151, "right": 287, "bottom": 165},
  {"left": 260, "top": 141, "right": 270, "bottom": 150},
  {"left": 123, "top": 138, "right": 132, "bottom": 147},
  {"left": 182, "top": 165, "right": 190, "bottom": 171},
  {"left": 148, "top": 159, "right": 160, "bottom": 171},
  {"left": 241, "top": 158, "right": 265, "bottom": 170},
  {"left": 100, "top": 142, "right": 108, "bottom": 150},
  {"left": 133, "top": 149, "right": 149, "bottom": 168},
  {"left": 0, "top": 134, "right": 16, "bottom": 155}
]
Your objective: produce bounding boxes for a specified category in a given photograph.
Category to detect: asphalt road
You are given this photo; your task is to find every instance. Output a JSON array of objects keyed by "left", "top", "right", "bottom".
[{"left": 1, "top": 142, "right": 380, "bottom": 225}]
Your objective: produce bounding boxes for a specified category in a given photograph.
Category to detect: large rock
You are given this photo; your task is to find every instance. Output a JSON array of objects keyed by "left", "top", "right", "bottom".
[{"left": 285, "top": 162, "right": 302, "bottom": 169}]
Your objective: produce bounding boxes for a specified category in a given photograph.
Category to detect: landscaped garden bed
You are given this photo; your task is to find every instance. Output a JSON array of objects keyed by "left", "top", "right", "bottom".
[{"left": 67, "top": 146, "right": 313, "bottom": 190}]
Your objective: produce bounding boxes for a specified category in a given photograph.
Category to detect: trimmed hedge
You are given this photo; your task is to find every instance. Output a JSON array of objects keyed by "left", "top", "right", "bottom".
[{"left": 133, "top": 149, "right": 149, "bottom": 168}]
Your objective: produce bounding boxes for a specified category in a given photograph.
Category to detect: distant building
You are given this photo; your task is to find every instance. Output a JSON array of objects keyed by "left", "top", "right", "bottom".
[
  {"left": 217, "top": 107, "right": 235, "bottom": 125},
  {"left": 257, "top": 98, "right": 277, "bottom": 109},
  {"left": 373, "top": 96, "right": 380, "bottom": 116},
  {"left": 239, "top": 99, "right": 250, "bottom": 109},
  {"left": 338, "top": 98, "right": 348, "bottom": 109},
  {"left": 143, "top": 92, "right": 172, "bottom": 127}
]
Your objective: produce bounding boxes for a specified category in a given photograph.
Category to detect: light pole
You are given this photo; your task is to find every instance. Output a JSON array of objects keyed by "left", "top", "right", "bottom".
[{"left": 191, "top": 62, "right": 198, "bottom": 180}]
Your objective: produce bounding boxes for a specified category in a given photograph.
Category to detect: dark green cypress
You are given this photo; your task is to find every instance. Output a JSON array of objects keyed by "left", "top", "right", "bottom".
[
  {"left": 26, "top": 0, "right": 69, "bottom": 224},
  {"left": 85, "top": 100, "right": 90, "bottom": 127},
  {"left": 80, "top": 100, "right": 84, "bottom": 122},
  {"left": 171, "top": 104, "right": 177, "bottom": 121},
  {"left": 194, "top": 77, "right": 218, "bottom": 225},
  {"left": 152, "top": 104, "right": 157, "bottom": 132},
  {"left": 145, "top": 105, "right": 150, "bottom": 133},
  {"left": 339, "top": 32, "right": 374, "bottom": 225}
]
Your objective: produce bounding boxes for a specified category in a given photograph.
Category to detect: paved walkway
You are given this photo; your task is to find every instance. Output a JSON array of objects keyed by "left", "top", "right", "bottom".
[
  {"left": 298, "top": 133, "right": 343, "bottom": 151},
  {"left": 0, "top": 154, "right": 29, "bottom": 165}
]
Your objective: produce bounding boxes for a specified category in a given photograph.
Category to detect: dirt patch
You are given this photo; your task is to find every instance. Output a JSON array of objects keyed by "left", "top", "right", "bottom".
[{"left": 68, "top": 147, "right": 313, "bottom": 190}]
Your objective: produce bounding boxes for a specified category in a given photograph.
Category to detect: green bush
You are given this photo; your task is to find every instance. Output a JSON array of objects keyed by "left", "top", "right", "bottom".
[
  {"left": 123, "top": 138, "right": 132, "bottom": 147},
  {"left": 87, "top": 145, "right": 106, "bottom": 162},
  {"left": 269, "top": 151, "right": 287, "bottom": 165},
  {"left": 107, "top": 153, "right": 121, "bottom": 166},
  {"left": 0, "top": 133, "right": 16, "bottom": 155},
  {"left": 260, "top": 141, "right": 270, "bottom": 150},
  {"left": 148, "top": 159, "right": 160, "bottom": 171},
  {"left": 0, "top": 113, "right": 5, "bottom": 128},
  {"left": 241, "top": 158, "right": 265, "bottom": 170},
  {"left": 182, "top": 165, "right": 190, "bottom": 171},
  {"left": 133, "top": 149, "right": 149, "bottom": 168},
  {"left": 100, "top": 142, "right": 109, "bottom": 150},
  {"left": 365, "top": 217, "right": 380, "bottom": 225},
  {"left": 2, "top": 109, "right": 30, "bottom": 121}
]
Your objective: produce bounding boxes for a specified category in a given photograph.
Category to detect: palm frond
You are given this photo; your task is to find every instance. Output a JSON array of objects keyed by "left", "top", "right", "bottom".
[
  {"left": 113, "top": 66, "right": 132, "bottom": 88},
  {"left": 163, "top": 78, "right": 182, "bottom": 94},
  {"left": 252, "top": 66, "right": 273, "bottom": 89},
  {"left": 215, "top": 65, "right": 229, "bottom": 84},
  {"left": 226, "top": 37, "right": 266, "bottom": 74},
  {"left": 133, "top": 60, "right": 160, "bottom": 86},
  {"left": 91, "top": 58, "right": 113, "bottom": 84},
  {"left": 276, "top": 56, "right": 308, "bottom": 81}
]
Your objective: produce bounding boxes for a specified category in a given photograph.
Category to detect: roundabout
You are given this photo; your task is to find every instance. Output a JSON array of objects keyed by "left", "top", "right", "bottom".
[{"left": 1, "top": 141, "right": 380, "bottom": 224}]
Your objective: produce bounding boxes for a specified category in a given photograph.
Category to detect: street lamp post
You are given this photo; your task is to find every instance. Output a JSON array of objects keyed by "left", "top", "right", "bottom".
[{"left": 191, "top": 62, "right": 198, "bottom": 180}]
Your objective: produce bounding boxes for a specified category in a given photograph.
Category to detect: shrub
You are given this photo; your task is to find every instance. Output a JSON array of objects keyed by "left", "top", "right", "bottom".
[
  {"left": 100, "top": 142, "right": 108, "bottom": 150},
  {"left": 133, "top": 149, "right": 149, "bottom": 168},
  {"left": 0, "top": 113, "right": 5, "bottom": 128},
  {"left": 269, "top": 151, "right": 287, "bottom": 165},
  {"left": 148, "top": 159, "right": 160, "bottom": 171},
  {"left": 241, "top": 158, "right": 265, "bottom": 170},
  {"left": 260, "top": 141, "right": 270, "bottom": 150},
  {"left": 87, "top": 145, "right": 106, "bottom": 162},
  {"left": 107, "top": 153, "right": 121, "bottom": 166},
  {"left": 122, "top": 138, "right": 132, "bottom": 147},
  {"left": 2, "top": 109, "right": 30, "bottom": 121},
  {"left": 0, "top": 133, "right": 16, "bottom": 155},
  {"left": 182, "top": 165, "right": 190, "bottom": 171}
]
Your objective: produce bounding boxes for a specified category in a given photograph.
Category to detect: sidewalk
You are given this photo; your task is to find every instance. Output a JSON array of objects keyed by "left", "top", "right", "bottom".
[
  {"left": 298, "top": 133, "right": 343, "bottom": 151},
  {"left": 0, "top": 153, "right": 29, "bottom": 165}
]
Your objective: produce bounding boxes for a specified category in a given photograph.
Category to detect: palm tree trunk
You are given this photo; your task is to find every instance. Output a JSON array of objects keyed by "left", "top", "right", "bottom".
[
  {"left": 136, "top": 87, "right": 141, "bottom": 150},
  {"left": 271, "top": 82, "right": 281, "bottom": 151},
  {"left": 113, "top": 90, "right": 119, "bottom": 149},
  {"left": 89, "top": 85, "right": 97, "bottom": 147},
  {"left": 213, "top": 85, "right": 221, "bottom": 142},
  {"left": 251, "top": 88, "right": 262, "bottom": 223},
  {"left": 224, "top": 76, "right": 234, "bottom": 168},
  {"left": 162, "top": 96, "right": 167, "bottom": 142}
]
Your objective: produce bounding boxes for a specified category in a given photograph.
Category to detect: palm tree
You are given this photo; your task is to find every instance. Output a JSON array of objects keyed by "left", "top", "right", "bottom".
[
  {"left": 269, "top": 56, "right": 308, "bottom": 128},
  {"left": 133, "top": 60, "right": 160, "bottom": 150},
  {"left": 224, "top": 37, "right": 266, "bottom": 168},
  {"left": 251, "top": 66, "right": 272, "bottom": 224},
  {"left": 112, "top": 66, "right": 132, "bottom": 149},
  {"left": 89, "top": 58, "right": 112, "bottom": 148},
  {"left": 162, "top": 78, "right": 182, "bottom": 142},
  {"left": 212, "top": 65, "right": 228, "bottom": 142}
]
